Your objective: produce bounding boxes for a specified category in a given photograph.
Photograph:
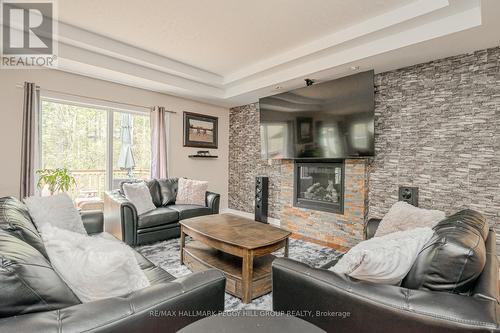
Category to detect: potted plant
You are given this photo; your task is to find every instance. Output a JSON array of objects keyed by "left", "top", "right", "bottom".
[{"left": 36, "top": 168, "right": 77, "bottom": 195}]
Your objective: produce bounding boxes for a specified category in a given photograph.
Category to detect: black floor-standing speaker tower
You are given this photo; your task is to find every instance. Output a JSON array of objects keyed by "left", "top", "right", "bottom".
[{"left": 255, "top": 176, "right": 269, "bottom": 223}]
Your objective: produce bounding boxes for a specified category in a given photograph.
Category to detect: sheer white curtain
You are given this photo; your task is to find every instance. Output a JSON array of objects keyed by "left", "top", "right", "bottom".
[
  {"left": 150, "top": 106, "right": 170, "bottom": 179},
  {"left": 20, "top": 82, "right": 40, "bottom": 199}
]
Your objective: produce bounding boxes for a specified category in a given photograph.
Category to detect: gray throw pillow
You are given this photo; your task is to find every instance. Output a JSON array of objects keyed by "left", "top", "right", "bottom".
[
  {"left": 24, "top": 193, "right": 87, "bottom": 235},
  {"left": 375, "top": 201, "right": 445, "bottom": 237},
  {"left": 120, "top": 179, "right": 161, "bottom": 206},
  {"left": 331, "top": 227, "right": 434, "bottom": 285},
  {"left": 122, "top": 182, "right": 156, "bottom": 215}
]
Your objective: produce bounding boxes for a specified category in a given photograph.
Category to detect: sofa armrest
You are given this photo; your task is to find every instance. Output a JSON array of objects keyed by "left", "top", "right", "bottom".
[
  {"left": 81, "top": 210, "right": 104, "bottom": 235},
  {"left": 0, "top": 269, "right": 226, "bottom": 333},
  {"left": 471, "top": 229, "right": 500, "bottom": 303},
  {"left": 272, "top": 258, "right": 500, "bottom": 333},
  {"left": 205, "top": 191, "right": 220, "bottom": 214},
  {"left": 320, "top": 253, "right": 345, "bottom": 270},
  {"left": 364, "top": 218, "right": 382, "bottom": 240},
  {"left": 104, "top": 190, "right": 139, "bottom": 246}
]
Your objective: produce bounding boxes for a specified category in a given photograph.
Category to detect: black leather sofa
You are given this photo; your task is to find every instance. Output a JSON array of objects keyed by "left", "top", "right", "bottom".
[
  {"left": 0, "top": 196, "right": 225, "bottom": 333},
  {"left": 104, "top": 178, "right": 220, "bottom": 246},
  {"left": 272, "top": 210, "right": 500, "bottom": 333}
]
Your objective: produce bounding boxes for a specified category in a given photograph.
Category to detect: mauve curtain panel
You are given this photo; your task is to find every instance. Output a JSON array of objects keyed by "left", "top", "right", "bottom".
[
  {"left": 150, "top": 106, "right": 169, "bottom": 179},
  {"left": 20, "top": 82, "right": 39, "bottom": 199}
]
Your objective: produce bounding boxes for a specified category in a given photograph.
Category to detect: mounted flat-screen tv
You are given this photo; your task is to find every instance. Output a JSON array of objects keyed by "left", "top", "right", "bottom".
[{"left": 259, "top": 70, "right": 375, "bottom": 159}]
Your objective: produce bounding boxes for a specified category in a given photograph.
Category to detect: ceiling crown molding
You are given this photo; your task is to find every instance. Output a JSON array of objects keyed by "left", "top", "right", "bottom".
[
  {"left": 47, "top": 0, "right": 488, "bottom": 107},
  {"left": 222, "top": 0, "right": 450, "bottom": 85},
  {"left": 224, "top": 0, "right": 482, "bottom": 101},
  {"left": 57, "top": 22, "right": 224, "bottom": 87}
]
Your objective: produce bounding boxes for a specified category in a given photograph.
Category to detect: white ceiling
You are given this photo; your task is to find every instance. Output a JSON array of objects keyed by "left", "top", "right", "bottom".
[
  {"left": 47, "top": 0, "right": 500, "bottom": 107},
  {"left": 58, "top": 0, "right": 415, "bottom": 75}
]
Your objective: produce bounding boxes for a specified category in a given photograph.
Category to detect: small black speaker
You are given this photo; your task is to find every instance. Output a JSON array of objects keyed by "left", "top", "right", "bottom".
[
  {"left": 255, "top": 176, "right": 269, "bottom": 223},
  {"left": 399, "top": 186, "right": 419, "bottom": 207}
]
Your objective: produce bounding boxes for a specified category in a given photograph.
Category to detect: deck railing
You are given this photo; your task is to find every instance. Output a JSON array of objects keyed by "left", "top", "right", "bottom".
[{"left": 68, "top": 169, "right": 150, "bottom": 199}]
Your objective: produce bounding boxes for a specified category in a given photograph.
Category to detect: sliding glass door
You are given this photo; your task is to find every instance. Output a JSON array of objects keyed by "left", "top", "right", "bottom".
[
  {"left": 39, "top": 99, "right": 151, "bottom": 203},
  {"left": 111, "top": 111, "right": 151, "bottom": 189}
]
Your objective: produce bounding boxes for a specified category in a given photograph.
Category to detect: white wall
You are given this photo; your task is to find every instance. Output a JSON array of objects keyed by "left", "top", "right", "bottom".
[{"left": 0, "top": 69, "right": 229, "bottom": 208}]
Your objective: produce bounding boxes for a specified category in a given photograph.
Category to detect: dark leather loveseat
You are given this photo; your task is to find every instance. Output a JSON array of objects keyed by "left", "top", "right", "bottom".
[
  {"left": 0, "top": 196, "right": 225, "bottom": 333},
  {"left": 104, "top": 178, "right": 220, "bottom": 246},
  {"left": 273, "top": 210, "right": 500, "bottom": 332}
]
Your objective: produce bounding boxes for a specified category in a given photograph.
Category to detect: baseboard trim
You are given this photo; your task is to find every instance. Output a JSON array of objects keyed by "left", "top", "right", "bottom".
[{"left": 221, "top": 208, "right": 281, "bottom": 227}]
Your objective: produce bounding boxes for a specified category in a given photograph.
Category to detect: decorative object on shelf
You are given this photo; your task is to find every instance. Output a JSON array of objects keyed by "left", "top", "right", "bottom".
[
  {"left": 36, "top": 168, "right": 77, "bottom": 196},
  {"left": 197, "top": 150, "right": 210, "bottom": 156},
  {"left": 188, "top": 154, "right": 218, "bottom": 159},
  {"left": 183, "top": 112, "right": 218, "bottom": 148}
]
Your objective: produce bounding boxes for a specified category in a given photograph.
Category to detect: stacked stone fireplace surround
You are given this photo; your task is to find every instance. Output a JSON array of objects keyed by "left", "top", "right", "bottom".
[{"left": 228, "top": 47, "right": 500, "bottom": 251}]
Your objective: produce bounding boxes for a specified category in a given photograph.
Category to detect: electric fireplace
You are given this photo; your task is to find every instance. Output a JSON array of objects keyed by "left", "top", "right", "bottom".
[{"left": 293, "top": 161, "right": 344, "bottom": 214}]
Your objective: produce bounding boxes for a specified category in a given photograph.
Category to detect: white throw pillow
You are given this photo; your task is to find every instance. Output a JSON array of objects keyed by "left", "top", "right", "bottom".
[
  {"left": 40, "top": 224, "right": 150, "bottom": 303},
  {"left": 374, "top": 201, "right": 445, "bottom": 237},
  {"left": 331, "top": 227, "right": 434, "bottom": 285},
  {"left": 176, "top": 178, "right": 208, "bottom": 206},
  {"left": 122, "top": 182, "right": 156, "bottom": 215},
  {"left": 24, "top": 193, "right": 87, "bottom": 234}
]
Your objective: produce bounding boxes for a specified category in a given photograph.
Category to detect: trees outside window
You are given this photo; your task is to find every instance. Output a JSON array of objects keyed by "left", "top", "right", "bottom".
[{"left": 40, "top": 100, "right": 151, "bottom": 200}]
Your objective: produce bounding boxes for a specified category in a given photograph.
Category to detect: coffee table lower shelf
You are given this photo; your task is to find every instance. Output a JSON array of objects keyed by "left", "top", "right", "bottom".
[{"left": 182, "top": 241, "right": 275, "bottom": 301}]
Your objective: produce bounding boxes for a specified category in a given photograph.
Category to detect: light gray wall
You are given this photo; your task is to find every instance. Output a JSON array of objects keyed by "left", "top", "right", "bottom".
[{"left": 0, "top": 69, "right": 230, "bottom": 208}]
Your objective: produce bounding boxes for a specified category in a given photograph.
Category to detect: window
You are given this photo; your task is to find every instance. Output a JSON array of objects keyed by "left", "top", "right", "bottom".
[
  {"left": 112, "top": 112, "right": 151, "bottom": 189},
  {"left": 39, "top": 99, "right": 151, "bottom": 201},
  {"left": 350, "top": 122, "right": 372, "bottom": 150},
  {"left": 260, "top": 123, "right": 289, "bottom": 159},
  {"left": 318, "top": 124, "right": 343, "bottom": 157}
]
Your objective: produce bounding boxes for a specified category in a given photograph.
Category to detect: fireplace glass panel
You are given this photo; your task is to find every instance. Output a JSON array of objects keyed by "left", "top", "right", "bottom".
[{"left": 294, "top": 162, "right": 344, "bottom": 214}]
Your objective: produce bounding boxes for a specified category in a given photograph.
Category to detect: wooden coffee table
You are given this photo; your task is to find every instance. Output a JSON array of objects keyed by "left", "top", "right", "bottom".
[{"left": 180, "top": 214, "right": 291, "bottom": 303}]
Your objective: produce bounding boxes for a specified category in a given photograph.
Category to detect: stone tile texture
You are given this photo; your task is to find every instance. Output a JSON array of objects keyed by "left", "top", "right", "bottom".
[
  {"left": 369, "top": 47, "right": 500, "bottom": 235},
  {"left": 229, "top": 103, "right": 284, "bottom": 219},
  {"left": 229, "top": 47, "right": 500, "bottom": 249}
]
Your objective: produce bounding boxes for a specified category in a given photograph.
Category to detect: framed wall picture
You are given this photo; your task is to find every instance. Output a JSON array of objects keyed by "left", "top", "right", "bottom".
[
  {"left": 296, "top": 117, "right": 313, "bottom": 144},
  {"left": 183, "top": 112, "right": 218, "bottom": 148}
]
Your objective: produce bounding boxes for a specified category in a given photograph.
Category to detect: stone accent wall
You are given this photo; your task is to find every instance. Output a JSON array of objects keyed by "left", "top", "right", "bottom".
[
  {"left": 369, "top": 47, "right": 500, "bottom": 234},
  {"left": 229, "top": 103, "right": 368, "bottom": 249},
  {"left": 229, "top": 103, "right": 283, "bottom": 219},
  {"left": 229, "top": 46, "right": 500, "bottom": 248}
]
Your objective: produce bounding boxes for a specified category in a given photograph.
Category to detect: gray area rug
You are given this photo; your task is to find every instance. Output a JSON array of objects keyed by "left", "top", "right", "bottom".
[{"left": 136, "top": 238, "right": 342, "bottom": 311}]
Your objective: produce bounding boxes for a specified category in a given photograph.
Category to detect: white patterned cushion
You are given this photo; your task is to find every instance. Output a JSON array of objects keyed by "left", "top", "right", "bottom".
[
  {"left": 176, "top": 178, "right": 208, "bottom": 206},
  {"left": 374, "top": 201, "right": 445, "bottom": 237}
]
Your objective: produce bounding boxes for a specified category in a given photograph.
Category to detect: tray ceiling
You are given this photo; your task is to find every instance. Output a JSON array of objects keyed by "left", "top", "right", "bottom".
[{"left": 49, "top": 0, "right": 499, "bottom": 106}]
